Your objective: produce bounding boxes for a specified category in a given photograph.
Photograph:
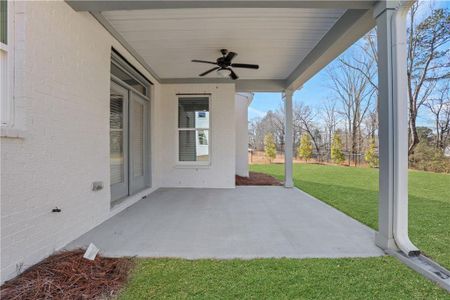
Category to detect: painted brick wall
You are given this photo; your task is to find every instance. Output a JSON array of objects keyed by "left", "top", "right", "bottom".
[
  {"left": 158, "top": 84, "right": 236, "bottom": 188},
  {"left": 0, "top": 0, "right": 238, "bottom": 283},
  {"left": 0, "top": 1, "right": 161, "bottom": 282}
]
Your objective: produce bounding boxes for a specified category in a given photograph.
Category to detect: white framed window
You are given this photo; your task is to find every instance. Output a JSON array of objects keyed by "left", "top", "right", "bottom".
[
  {"left": 1, "top": 0, "right": 14, "bottom": 128},
  {"left": 177, "top": 95, "right": 211, "bottom": 165}
]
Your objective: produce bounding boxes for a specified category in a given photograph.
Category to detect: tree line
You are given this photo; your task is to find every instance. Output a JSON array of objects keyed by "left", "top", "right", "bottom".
[{"left": 249, "top": 2, "right": 450, "bottom": 173}]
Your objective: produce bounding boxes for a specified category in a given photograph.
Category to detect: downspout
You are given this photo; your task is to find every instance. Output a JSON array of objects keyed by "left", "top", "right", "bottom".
[{"left": 391, "top": 0, "right": 420, "bottom": 257}]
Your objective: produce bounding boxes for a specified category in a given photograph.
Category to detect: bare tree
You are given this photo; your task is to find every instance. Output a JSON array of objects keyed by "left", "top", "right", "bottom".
[
  {"left": 426, "top": 82, "right": 450, "bottom": 151},
  {"left": 407, "top": 4, "right": 450, "bottom": 154},
  {"left": 364, "top": 109, "right": 378, "bottom": 140},
  {"left": 321, "top": 99, "right": 339, "bottom": 154},
  {"left": 339, "top": 29, "right": 378, "bottom": 93},
  {"left": 328, "top": 58, "right": 376, "bottom": 166},
  {"left": 272, "top": 106, "right": 286, "bottom": 152},
  {"left": 340, "top": 4, "right": 449, "bottom": 156},
  {"left": 248, "top": 118, "right": 259, "bottom": 150},
  {"left": 293, "top": 102, "right": 322, "bottom": 160}
]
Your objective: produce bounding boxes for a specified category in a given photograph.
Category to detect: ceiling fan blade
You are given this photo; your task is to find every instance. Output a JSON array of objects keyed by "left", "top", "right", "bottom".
[
  {"left": 192, "top": 59, "right": 217, "bottom": 65},
  {"left": 224, "top": 52, "right": 237, "bottom": 63},
  {"left": 229, "top": 68, "right": 239, "bottom": 80},
  {"left": 231, "top": 63, "right": 259, "bottom": 69},
  {"left": 199, "top": 67, "right": 220, "bottom": 76}
]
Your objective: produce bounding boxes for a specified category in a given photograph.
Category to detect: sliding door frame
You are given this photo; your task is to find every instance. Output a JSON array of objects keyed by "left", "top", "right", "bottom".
[
  {"left": 129, "top": 91, "right": 150, "bottom": 194},
  {"left": 110, "top": 51, "right": 152, "bottom": 205}
]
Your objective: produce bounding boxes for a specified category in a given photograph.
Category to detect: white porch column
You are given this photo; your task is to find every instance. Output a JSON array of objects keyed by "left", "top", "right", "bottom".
[
  {"left": 375, "top": 1, "right": 419, "bottom": 255},
  {"left": 235, "top": 93, "right": 253, "bottom": 177},
  {"left": 283, "top": 90, "right": 294, "bottom": 188}
]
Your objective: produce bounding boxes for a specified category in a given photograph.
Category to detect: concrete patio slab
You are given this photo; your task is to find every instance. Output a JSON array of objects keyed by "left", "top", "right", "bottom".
[{"left": 67, "top": 187, "right": 384, "bottom": 258}]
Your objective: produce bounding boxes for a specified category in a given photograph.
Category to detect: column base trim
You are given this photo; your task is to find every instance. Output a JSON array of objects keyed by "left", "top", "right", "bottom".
[
  {"left": 375, "top": 232, "right": 398, "bottom": 250},
  {"left": 284, "top": 181, "right": 294, "bottom": 188}
]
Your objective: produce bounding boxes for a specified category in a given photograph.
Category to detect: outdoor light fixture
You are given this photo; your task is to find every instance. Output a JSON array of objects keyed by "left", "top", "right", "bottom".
[{"left": 217, "top": 68, "right": 232, "bottom": 78}]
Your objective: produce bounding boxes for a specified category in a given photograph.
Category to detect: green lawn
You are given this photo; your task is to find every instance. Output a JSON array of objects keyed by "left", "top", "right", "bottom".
[
  {"left": 118, "top": 164, "right": 450, "bottom": 299},
  {"left": 120, "top": 257, "right": 449, "bottom": 299},
  {"left": 250, "top": 163, "right": 450, "bottom": 270}
]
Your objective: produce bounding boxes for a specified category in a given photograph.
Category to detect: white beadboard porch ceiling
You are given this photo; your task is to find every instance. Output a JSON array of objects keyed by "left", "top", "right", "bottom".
[{"left": 102, "top": 8, "right": 346, "bottom": 80}]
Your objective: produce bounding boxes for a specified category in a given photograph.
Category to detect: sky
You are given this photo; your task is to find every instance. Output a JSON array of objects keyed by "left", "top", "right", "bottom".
[
  {"left": 248, "top": 71, "right": 330, "bottom": 120},
  {"left": 248, "top": 1, "right": 450, "bottom": 127}
]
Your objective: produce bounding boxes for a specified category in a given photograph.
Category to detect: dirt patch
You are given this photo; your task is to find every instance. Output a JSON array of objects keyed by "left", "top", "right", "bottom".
[
  {"left": 1, "top": 249, "right": 133, "bottom": 300},
  {"left": 236, "top": 172, "right": 283, "bottom": 186}
]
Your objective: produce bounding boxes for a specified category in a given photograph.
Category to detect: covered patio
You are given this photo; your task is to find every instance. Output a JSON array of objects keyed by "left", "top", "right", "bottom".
[
  {"left": 2, "top": 0, "right": 450, "bottom": 292},
  {"left": 63, "top": 0, "right": 416, "bottom": 258},
  {"left": 68, "top": 187, "right": 383, "bottom": 258},
  {"left": 62, "top": 0, "right": 448, "bottom": 290}
]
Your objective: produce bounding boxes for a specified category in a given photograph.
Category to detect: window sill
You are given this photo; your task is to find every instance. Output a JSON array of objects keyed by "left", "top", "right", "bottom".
[{"left": 1, "top": 127, "right": 26, "bottom": 139}]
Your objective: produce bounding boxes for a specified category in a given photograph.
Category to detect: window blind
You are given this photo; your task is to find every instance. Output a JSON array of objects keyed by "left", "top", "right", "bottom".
[{"left": 110, "top": 94, "right": 124, "bottom": 185}]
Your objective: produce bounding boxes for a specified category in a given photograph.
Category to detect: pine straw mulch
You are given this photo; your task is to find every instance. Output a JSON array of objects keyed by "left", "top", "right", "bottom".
[
  {"left": 236, "top": 171, "right": 283, "bottom": 186},
  {"left": 0, "top": 249, "right": 134, "bottom": 300}
]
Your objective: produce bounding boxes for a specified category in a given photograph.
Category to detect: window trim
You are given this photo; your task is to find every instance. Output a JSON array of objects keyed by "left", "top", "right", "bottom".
[
  {"left": 176, "top": 95, "right": 212, "bottom": 167},
  {"left": 1, "top": 0, "right": 15, "bottom": 130},
  {"left": 111, "top": 49, "right": 151, "bottom": 97}
]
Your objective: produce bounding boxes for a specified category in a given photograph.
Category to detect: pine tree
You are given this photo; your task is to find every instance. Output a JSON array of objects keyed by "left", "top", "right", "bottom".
[
  {"left": 298, "top": 133, "right": 313, "bottom": 162},
  {"left": 331, "top": 134, "right": 345, "bottom": 164},
  {"left": 365, "top": 138, "right": 379, "bottom": 168},
  {"left": 264, "top": 133, "right": 276, "bottom": 163}
]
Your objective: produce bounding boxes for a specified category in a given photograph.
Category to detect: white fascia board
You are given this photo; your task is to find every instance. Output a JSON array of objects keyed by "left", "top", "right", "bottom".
[
  {"left": 286, "top": 9, "right": 376, "bottom": 91},
  {"left": 66, "top": 1, "right": 376, "bottom": 12},
  {"left": 161, "top": 79, "right": 286, "bottom": 93},
  {"left": 236, "top": 80, "right": 286, "bottom": 92}
]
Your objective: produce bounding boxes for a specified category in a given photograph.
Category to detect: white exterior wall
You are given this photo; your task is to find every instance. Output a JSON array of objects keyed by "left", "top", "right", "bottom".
[
  {"left": 158, "top": 84, "right": 236, "bottom": 188},
  {"left": 0, "top": 1, "right": 163, "bottom": 283},
  {"left": 235, "top": 93, "right": 252, "bottom": 177},
  {"left": 0, "top": 1, "right": 238, "bottom": 283}
]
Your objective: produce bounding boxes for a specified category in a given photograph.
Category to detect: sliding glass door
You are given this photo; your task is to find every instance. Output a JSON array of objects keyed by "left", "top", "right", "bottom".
[
  {"left": 110, "top": 81, "right": 129, "bottom": 201},
  {"left": 110, "top": 51, "right": 151, "bottom": 205},
  {"left": 129, "top": 93, "right": 149, "bottom": 194},
  {"left": 110, "top": 82, "right": 150, "bottom": 203}
]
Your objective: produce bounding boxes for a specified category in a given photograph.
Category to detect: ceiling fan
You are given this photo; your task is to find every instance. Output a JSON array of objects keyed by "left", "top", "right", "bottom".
[{"left": 191, "top": 49, "right": 259, "bottom": 80}]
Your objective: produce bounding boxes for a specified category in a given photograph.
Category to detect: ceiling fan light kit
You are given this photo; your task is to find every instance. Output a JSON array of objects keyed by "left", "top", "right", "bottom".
[
  {"left": 191, "top": 49, "right": 259, "bottom": 80},
  {"left": 217, "top": 68, "right": 232, "bottom": 78}
]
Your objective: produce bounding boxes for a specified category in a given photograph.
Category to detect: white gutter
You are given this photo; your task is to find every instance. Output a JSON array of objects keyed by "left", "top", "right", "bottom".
[{"left": 391, "top": 0, "right": 420, "bottom": 257}]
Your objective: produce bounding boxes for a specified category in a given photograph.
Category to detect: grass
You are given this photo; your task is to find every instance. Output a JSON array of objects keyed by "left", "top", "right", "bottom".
[
  {"left": 250, "top": 163, "right": 450, "bottom": 270},
  {"left": 120, "top": 257, "right": 449, "bottom": 299},
  {"left": 118, "top": 163, "right": 450, "bottom": 299}
]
